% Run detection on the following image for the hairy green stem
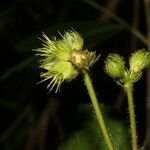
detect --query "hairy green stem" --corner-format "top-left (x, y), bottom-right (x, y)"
top-left (82, 70), bottom-right (114, 150)
top-left (82, 0), bottom-right (148, 46)
top-left (124, 84), bottom-right (138, 150)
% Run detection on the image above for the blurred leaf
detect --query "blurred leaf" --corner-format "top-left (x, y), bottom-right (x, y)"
top-left (0, 7), bottom-right (15, 33)
top-left (1, 120), bottom-right (29, 150)
top-left (58, 104), bottom-right (131, 150)
top-left (58, 0), bottom-right (74, 20)
top-left (15, 21), bottom-right (122, 54)
top-left (2, 21), bottom-right (122, 80)
top-left (0, 97), bottom-right (20, 110)
top-left (0, 57), bottom-right (35, 80)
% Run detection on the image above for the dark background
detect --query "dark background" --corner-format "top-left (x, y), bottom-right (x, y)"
top-left (0, 0), bottom-right (149, 149)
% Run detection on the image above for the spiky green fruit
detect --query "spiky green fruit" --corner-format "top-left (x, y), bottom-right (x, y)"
top-left (129, 50), bottom-right (150, 73)
top-left (35, 31), bottom-right (98, 92)
top-left (63, 30), bottom-right (83, 50)
top-left (105, 54), bottom-right (125, 78)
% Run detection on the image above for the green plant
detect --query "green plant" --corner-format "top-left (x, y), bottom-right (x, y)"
top-left (35, 30), bottom-right (114, 150)
top-left (1, 0), bottom-right (150, 149)
top-left (105, 50), bottom-right (150, 150)
top-left (35, 30), bottom-right (150, 150)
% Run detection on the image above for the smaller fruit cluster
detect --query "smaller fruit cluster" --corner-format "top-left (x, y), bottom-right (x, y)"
top-left (105, 50), bottom-right (150, 86)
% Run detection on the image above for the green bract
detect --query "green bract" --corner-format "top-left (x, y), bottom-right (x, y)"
top-left (35, 31), bottom-right (98, 92)
top-left (105, 54), bottom-right (125, 78)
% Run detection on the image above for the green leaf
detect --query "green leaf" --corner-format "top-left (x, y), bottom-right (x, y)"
top-left (58, 104), bottom-right (131, 150)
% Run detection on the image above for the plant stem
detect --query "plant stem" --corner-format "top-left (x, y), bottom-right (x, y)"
top-left (82, 70), bottom-right (114, 150)
top-left (82, 0), bottom-right (148, 46)
top-left (124, 83), bottom-right (138, 150)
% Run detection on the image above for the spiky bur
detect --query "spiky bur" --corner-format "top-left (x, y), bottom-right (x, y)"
top-left (35, 31), bottom-right (98, 92)
top-left (105, 50), bottom-right (150, 86)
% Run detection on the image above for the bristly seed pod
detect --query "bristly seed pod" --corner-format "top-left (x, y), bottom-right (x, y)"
top-left (105, 50), bottom-right (150, 86)
top-left (63, 30), bottom-right (83, 50)
top-left (35, 30), bottom-right (98, 92)
top-left (105, 54), bottom-right (125, 78)
top-left (129, 49), bottom-right (150, 73)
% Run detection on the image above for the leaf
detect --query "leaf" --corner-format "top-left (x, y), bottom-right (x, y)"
top-left (0, 57), bottom-right (34, 80)
top-left (58, 104), bottom-right (131, 150)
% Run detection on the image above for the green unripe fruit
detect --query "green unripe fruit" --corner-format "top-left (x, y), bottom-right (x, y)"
top-left (53, 41), bottom-right (71, 61)
top-left (52, 61), bottom-right (78, 80)
top-left (129, 50), bottom-right (150, 73)
top-left (105, 54), bottom-right (125, 78)
top-left (63, 30), bottom-right (83, 50)
top-left (35, 30), bottom-right (98, 92)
